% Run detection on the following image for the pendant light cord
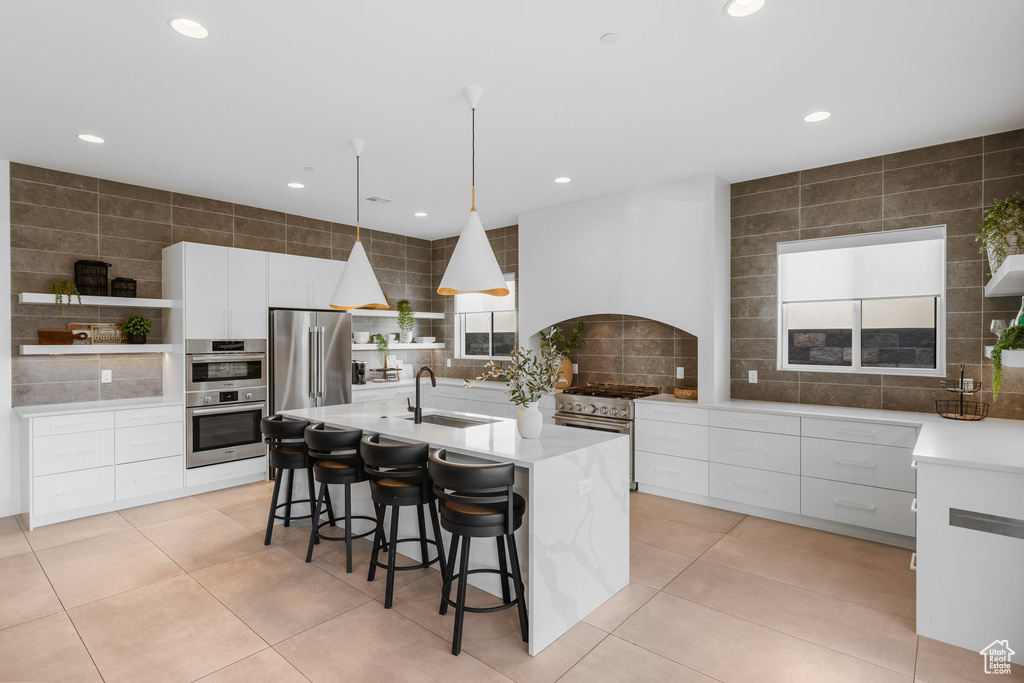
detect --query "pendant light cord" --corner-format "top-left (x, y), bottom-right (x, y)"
top-left (355, 154), bottom-right (361, 241)
top-left (471, 107), bottom-right (476, 211)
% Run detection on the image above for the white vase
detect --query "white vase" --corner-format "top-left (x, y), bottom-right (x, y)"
top-left (516, 402), bottom-right (543, 439)
top-left (400, 330), bottom-right (413, 343)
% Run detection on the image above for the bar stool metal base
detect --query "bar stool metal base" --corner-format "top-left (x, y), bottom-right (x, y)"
top-left (367, 502), bottom-right (447, 609)
top-left (306, 481), bottom-right (377, 573)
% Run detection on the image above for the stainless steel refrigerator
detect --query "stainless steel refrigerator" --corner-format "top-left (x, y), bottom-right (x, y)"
top-left (269, 309), bottom-right (352, 413)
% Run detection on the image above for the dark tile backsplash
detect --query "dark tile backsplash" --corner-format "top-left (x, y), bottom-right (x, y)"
top-left (730, 127), bottom-right (1024, 419)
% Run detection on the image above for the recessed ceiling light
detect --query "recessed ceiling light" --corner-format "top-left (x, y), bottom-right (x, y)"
top-left (169, 18), bottom-right (209, 39)
top-left (724, 0), bottom-right (765, 17)
top-left (554, 177), bottom-right (572, 184)
top-left (77, 134), bottom-right (105, 144)
top-left (803, 111), bottom-right (832, 123)
top-left (414, 212), bottom-right (428, 217)
top-left (599, 33), bottom-right (619, 45)
top-left (287, 182), bottom-right (305, 189)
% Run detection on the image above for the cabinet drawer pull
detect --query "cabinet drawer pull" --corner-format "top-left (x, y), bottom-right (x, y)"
top-left (131, 439), bottom-right (169, 447)
top-left (55, 485), bottom-right (99, 496)
top-left (655, 411), bottom-right (681, 417)
top-left (54, 448), bottom-right (97, 457)
top-left (733, 446), bottom-right (768, 454)
top-left (655, 435), bottom-right (681, 441)
top-left (834, 499), bottom-right (876, 511)
top-left (134, 472), bottom-right (169, 483)
top-left (909, 552), bottom-right (917, 570)
top-left (910, 460), bottom-right (917, 468)
top-left (911, 498), bottom-right (918, 512)
top-left (734, 482), bottom-right (768, 492)
top-left (835, 459), bottom-right (876, 469)
top-left (653, 468), bottom-right (682, 476)
top-left (834, 428), bottom-right (875, 437)
top-left (734, 417), bottom-right (768, 425)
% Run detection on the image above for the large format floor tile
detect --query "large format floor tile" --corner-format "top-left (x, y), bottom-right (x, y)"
top-left (68, 574), bottom-right (266, 683)
top-left (196, 647), bottom-right (309, 683)
top-left (915, 636), bottom-right (1024, 682)
top-left (19, 511), bottom-right (132, 551)
top-left (0, 612), bottom-right (102, 683)
top-left (0, 515), bottom-right (32, 560)
top-left (701, 534), bottom-right (916, 619)
top-left (664, 559), bottom-right (918, 676)
top-left (631, 492), bottom-right (745, 533)
top-left (117, 495), bottom-right (215, 528)
top-left (191, 545), bottom-right (371, 644)
top-left (628, 539), bottom-right (694, 589)
top-left (195, 481), bottom-right (274, 510)
top-left (137, 509), bottom-right (268, 571)
top-left (583, 582), bottom-right (658, 633)
top-left (560, 634), bottom-right (716, 683)
top-left (276, 601), bottom-right (511, 682)
top-left (222, 497), bottom-right (319, 546)
top-left (0, 552), bottom-right (64, 630)
top-left (36, 527), bottom-right (183, 609)
top-left (614, 592), bottom-right (911, 683)
top-left (629, 511), bottom-right (724, 557)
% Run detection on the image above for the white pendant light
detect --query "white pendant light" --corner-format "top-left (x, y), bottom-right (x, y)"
top-left (329, 138), bottom-right (389, 310)
top-left (437, 86), bottom-right (509, 297)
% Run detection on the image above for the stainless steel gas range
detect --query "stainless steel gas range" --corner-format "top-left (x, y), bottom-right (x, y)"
top-left (554, 383), bottom-right (662, 490)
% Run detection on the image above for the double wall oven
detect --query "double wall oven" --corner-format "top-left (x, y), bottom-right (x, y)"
top-left (185, 340), bottom-right (268, 469)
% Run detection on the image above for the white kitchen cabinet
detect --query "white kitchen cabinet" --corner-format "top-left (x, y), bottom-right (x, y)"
top-left (635, 451), bottom-right (709, 496)
top-left (268, 252), bottom-right (344, 310)
top-left (709, 462), bottom-right (801, 514)
top-left (710, 409), bottom-right (800, 436)
top-left (184, 455), bottom-right (267, 488)
top-left (33, 430), bottom-right (115, 476)
top-left (801, 437), bottom-right (915, 493)
top-left (710, 427), bottom-right (800, 475)
top-left (801, 477), bottom-right (914, 535)
top-left (634, 420), bottom-right (709, 460)
top-left (33, 467), bottom-right (115, 517)
top-left (116, 456), bottom-right (184, 501)
top-left (179, 243), bottom-right (268, 339)
top-left (802, 417), bottom-right (917, 448)
top-left (635, 402), bottom-right (709, 426)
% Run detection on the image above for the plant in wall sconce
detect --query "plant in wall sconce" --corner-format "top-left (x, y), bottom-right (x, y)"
top-left (52, 280), bottom-right (81, 315)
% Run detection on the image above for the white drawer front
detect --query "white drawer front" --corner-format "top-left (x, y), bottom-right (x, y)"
top-left (34, 411), bottom-right (115, 437)
top-left (115, 405), bottom-right (184, 428)
top-left (710, 463), bottom-right (800, 514)
top-left (801, 417), bottom-right (917, 448)
top-left (635, 402), bottom-right (709, 426)
top-left (635, 451), bottom-right (709, 496)
top-left (33, 467), bottom-right (115, 516)
top-left (117, 456), bottom-right (184, 501)
top-left (635, 420), bottom-right (709, 460)
top-left (33, 430), bottom-right (115, 476)
top-left (802, 437), bottom-right (916, 493)
top-left (115, 422), bottom-right (184, 464)
top-left (352, 388), bottom-right (389, 403)
top-left (430, 385), bottom-right (466, 400)
top-left (186, 456), bottom-right (266, 488)
top-left (710, 428), bottom-right (800, 474)
top-left (801, 477), bottom-right (909, 534)
top-left (709, 410), bottom-right (800, 436)
top-left (389, 386), bottom-right (416, 401)
top-left (465, 399), bottom-right (506, 419)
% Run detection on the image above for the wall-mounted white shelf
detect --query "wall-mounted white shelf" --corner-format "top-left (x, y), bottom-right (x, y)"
top-left (984, 346), bottom-right (1024, 367)
top-left (350, 310), bottom-right (444, 319)
top-left (352, 343), bottom-right (444, 351)
top-left (20, 344), bottom-right (174, 356)
top-left (18, 292), bottom-right (174, 309)
top-left (984, 254), bottom-right (1024, 298)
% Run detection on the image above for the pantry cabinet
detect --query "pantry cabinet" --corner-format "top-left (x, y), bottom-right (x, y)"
top-left (171, 242), bottom-right (268, 339)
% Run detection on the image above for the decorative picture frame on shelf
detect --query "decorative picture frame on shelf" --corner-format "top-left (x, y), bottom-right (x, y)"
top-left (89, 324), bottom-right (124, 344)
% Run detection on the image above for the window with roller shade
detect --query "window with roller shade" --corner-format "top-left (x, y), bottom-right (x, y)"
top-left (455, 276), bottom-right (517, 359)
top-left (777, 226), bottom-right (946, 376)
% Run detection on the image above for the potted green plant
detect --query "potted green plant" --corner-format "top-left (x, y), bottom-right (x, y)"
top-left (52, 280), bottom-right (81, 315)
top-left (991, 325), bottom-right (1024, 400)
top-left (468, 338), bottom-right (562, 438)
top-left (977, 193), bottom-right (1024, 275)
top-left (396, 299), bottom-right (415, 343)
top-left (371, 333), bottom-right (389, 369)
top-left (122, 315), bottom-right (152, 344)
top-left (545, 322), bottom-right (585, 388)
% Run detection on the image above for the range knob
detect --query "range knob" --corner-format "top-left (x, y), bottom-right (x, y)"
top-left (609, 408), bottom-right (618, 416)
top-left (587, 405), bottom-right (597, 414)
top-left (245, 392), bottom-right (253, 400)
top-left (203, 395), bottom-right (212, 404)
top-left (574, 404), bottom-right (583, 412)
top-left (600, 406), bottom-right (608, 415)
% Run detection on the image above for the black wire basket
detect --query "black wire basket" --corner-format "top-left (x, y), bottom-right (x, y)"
top-left (935, 399), bottom-right (989, 421)
top-left (110, 277), bottom-right (137, 298)
top-left (74, 260), bottom-right (112, 296)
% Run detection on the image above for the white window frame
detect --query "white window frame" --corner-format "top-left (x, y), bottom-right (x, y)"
top-left (455, 275), bottom-right (517, 361)
top-left (777, 227), bottom-right (946, 377)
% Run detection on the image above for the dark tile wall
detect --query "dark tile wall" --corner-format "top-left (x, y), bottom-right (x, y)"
top-left (545, 315), bottom-right (698, 394)
top-left (730, 128), bottom-right (1024, 419)
top-left (10, 163), bottom-right (435, 406)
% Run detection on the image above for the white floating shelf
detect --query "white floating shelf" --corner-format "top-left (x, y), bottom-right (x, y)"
top-left (352, 343), bottom-right (444, 351)
top-left (984, 346), bottom-right (1024, 367)
top-left (20, 344), bottom-right (175, 356)
top-left (350, 310), bottom-right (444, 319)
top-left (984, 254), bottom-right (1024, 298)
top-left (19, 292), bottom-right (174, 309)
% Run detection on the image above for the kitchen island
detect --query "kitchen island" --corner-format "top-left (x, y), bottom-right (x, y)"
top-left (280, 401), bottom-right (630, 656)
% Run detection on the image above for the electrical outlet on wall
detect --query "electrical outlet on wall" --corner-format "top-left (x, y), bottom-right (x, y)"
top-left (446, 358), bottom-right (451, 367)
top-left (572, 363), bottom-right (578, 373)
top-left (748, 370), bottom-right (757, 384)
top-left (101, 370), bottom-right (112, 384)
top-left (676, 367), bottom-right (685, 379)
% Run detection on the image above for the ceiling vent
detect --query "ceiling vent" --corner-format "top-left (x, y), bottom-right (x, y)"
top-left (365, 196), bottom-right (392, 204)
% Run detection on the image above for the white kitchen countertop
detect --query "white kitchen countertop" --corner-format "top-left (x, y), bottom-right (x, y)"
top-left (637, 395), bottom-right (1024, 474)
top-left (15, 395), bottom-right (184, 417)
top-left (352, 377), bottom-right (508, 392)
top-left (280, 401), bottom-right (626, 469)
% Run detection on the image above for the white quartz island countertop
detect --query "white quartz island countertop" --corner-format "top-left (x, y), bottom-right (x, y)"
top-left (280, 401), bottom-right (631, 657)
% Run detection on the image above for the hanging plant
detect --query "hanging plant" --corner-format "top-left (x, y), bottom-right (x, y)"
top-left (977, 193), bottom-right (1024, 275)
top-left (991, 324), bottom-right (1024, 401)
top-left (52, 280), bottom-right (82, 315)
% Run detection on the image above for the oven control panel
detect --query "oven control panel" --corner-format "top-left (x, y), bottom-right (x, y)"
top-left (186, 385), bottom-right (266, 407)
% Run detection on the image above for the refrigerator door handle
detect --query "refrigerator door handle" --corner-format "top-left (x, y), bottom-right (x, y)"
top-left (318, 326), bottom-right (326, 398)
top-left (308, 328), bottom-right (316, 398)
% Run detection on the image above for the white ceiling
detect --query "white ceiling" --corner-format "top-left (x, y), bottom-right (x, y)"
top-left (1, 1), bottom-right (1022, 239)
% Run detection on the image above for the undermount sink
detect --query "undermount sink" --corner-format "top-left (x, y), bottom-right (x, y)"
top-left (403, 414), bottom-right (498, 429)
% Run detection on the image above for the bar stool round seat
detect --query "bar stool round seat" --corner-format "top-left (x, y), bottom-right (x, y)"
top-left (361, 434), bottom-right (447, 609)
top-left (429, 449), bottom-right (528, 656)
top-left (261, 415), bottom-right (316, 545)
top-left (304, 423), bottom-right (377, 572)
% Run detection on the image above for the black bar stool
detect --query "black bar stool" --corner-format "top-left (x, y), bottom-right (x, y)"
top-left (304, 423), bottom-right (378, 572)
top-left (428, 449), bottom-right (527, 656)
top-left (361, 434), bottom-right (447, 609)
top-left (261, 415), bottom-right (316, 545)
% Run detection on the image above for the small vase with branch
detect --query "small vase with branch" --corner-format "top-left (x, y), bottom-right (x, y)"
top-left (467, 338), bottom-right (562, 438)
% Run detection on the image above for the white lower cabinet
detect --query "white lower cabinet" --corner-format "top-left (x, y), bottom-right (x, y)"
top-left (185, 456), bottom-right (267, 488)
top-left (801, 437), bottom-right (915, 493)
top-left (33, 430), bottom-right (115, 476)
top-left (634, 420), bottom-right (709, 460)
top-left (709, 463), bottom-right (801, 514)
top-left (33, 467), bottom-right (115, 517)
top-left (116, 456), bottom-right (184, 501)
top-left (635, 451), bottom-right (709, 496)
top-left (115, 422), bottom-right (184, 464)
top-left (710, 427), bottom-right (799, 475)
top-left (801, 477), bottom-right (915, 535)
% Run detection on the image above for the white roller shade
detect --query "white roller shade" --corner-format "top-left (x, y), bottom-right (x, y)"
top-left (779, 226), bottom-right (945, 303)
top-left (455, 278), bottom-right (515, 313)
